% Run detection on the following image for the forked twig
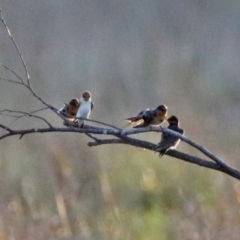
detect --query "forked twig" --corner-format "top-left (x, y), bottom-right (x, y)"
top-left (0, 10), bottom-right (30, 87)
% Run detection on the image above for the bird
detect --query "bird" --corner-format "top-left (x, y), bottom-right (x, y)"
top-left (125, 105), bottom-right (168, 128)
top-left (58, 98), bottom-right (80, 119)
top-left (75, 91), bottom-right (94, 127)
top-left (154, 115), bottom-right (184, 157)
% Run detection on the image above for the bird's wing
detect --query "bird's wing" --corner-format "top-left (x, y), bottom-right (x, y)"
top-left (127, 109), bottom-right (146, 120)
top-left (178, 128), bottom-right (184, 135)
top-left (140, 110), bottom-right (155, 125)
top-left (75, 101), bottom-right (82, 118)
top-left (132, 110), bottom-right (155, 127)
top-left (125, 116), bottom-right (142, 123)
top-left (132, 119), bottom-right (145, 128)
top-left (169, 125), bottom-right (184, 133)
top-left (155, 139), bottom-right (179, 152)
top-left (155, 127), bottom-right (179, 151)
top-left (58, 105), bottom-right (68, 114)
top-left (136, 109), bottom-right (148, 117)
top-left (155, 137), bottom-right (178, 157)
top-left (58, 106), bottom-right (65, 113)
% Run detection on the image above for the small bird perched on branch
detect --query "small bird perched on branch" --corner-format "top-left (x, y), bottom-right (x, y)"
top-left (76, 91), bottom-right (94, 127)
top-left (125, 105), bottom-right (168, 128)
top-left (58, 98), bottom-right (80, 119)
top-left (154, 115), bottom-right (184, 157)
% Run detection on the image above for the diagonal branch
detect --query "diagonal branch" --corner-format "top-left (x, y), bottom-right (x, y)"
top-left (121, 126), bottom-right (229, 168)
top-left (87, 137), bottom-right (240, 180)
top-left (0, 120), bottom-right (239, 180)
top-left (160, 128), bottom-right (228, 168)
top-left (0, 12), bottom-right (64, 119)
top-left (0, 10), bottom-right (30, 87)
top-left (0, 63), bottom-right (67, 122)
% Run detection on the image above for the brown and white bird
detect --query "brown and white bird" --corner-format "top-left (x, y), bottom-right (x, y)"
top-left (126, 105), bottom-right (168, 128)
top-left (154, 115), bottom-right (184, 157)
top-left (58, 98), bottom-right (80, 119)
top-left (76, 91), bottom-right (94, 127)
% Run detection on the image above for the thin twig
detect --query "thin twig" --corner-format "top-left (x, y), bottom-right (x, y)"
top-left (0, 63), bottom-right (57, 116)
top-left (0, 109), bottom-right (53, 128)
top-left (0, 10), bottom-right (30, 87)
top-left (0, 77), bottom-right (22, 84)
top-left (77, 117), bottom-right (120, 130)
top-left (0, 63), bottom-right (24, 84)
top-left (84, 133), bottom-right (100, 141)
top-left (0, 61), bottom-right (65, 121)
top-left (0, 12), bottom-right (63, 119)
top-left (0, 107), bottom-right (49, 128)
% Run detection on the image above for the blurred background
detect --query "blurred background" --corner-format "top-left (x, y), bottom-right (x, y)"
top-left (0, 0), bottom-right (240, 239)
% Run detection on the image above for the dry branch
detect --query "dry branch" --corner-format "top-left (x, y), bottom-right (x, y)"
top-left (0, 9), bottom-right (240, 181)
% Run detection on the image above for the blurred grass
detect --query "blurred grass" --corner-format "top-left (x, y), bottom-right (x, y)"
top-left (0, 135), bottom-right (239, 239)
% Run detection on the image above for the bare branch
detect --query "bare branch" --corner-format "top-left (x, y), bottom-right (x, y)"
top-left (0, 111), bottom-right (239, 181)
top-left (121, 126), bottom-right (229, 168)
top-left (0, 107), bottom-right (49, 128)
top-left (88, 139), bottom-right (122, 146)
top-left (0, 125), bottom-right (118, 140)
top-left (84, 133), bottom-right (101, 141)
top-left (87, 137), bottom-right (240, 180)
top-left (160, 128), bottom-right (228, 168)
top-left (0, 63), bottom-right (58, 116)
top-left (0, 119), bottom-right (239, 180)
top-left (65, 117), bottom-right (120, 130)
top-left (0, 109), bottom-right (53, 128)
top-left (0, 10), bottom-right (31, 87)
top-left (0, 12), bottom-right (62, 118)
top-left (0, 77), bottom-right (23, 84)
top-left (0, 63), bottom-right (24, 84)
top-left (79, 118), bottom-right (120, 130)
top-left (0, 123), bottom-right (14, 133)
top-left (0, 63), bottom-right (66, 124)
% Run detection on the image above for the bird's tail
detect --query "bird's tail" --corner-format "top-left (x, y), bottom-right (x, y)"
top-left (154, 145), bottom-right (167, 158)
top-left (122, 122), bottom-right (132, 128)
top-left (158, 150), bottom-right (167, 157)
top-left (133, 121), bottom-right (149, 128)
top-left (125, 116), bottom-right (142, 123)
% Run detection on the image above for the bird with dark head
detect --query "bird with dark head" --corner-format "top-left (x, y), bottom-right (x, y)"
top-left (58, 98), bottom-right (80, 118)
top-left (125, 104), bottom-right (168, 128)
top-left (154, 115), bottom-right (184, 157)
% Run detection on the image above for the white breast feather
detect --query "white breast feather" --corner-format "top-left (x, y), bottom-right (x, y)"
top-left (76, 100), bottom-right (91, 118)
